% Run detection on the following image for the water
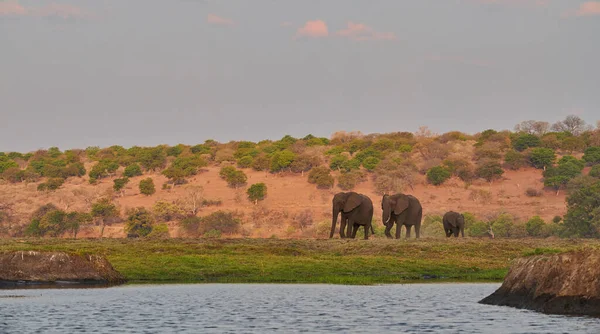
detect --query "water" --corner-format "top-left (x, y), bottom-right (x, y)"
top-left (1, 283), bottom-right (599, 333)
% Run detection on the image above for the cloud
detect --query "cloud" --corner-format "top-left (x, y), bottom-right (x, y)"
top-left (335, 22), bottom-right (396, 41)
top-left (0, 1), bottom-right (26, 16)
top-left (207, 13), bottom-right (234, 25)
top-left (0, 1), bottom-right (89, 19)
top-left (295, 20), bottom-right (329, 38)
top-left (575, 2), bottom-right (600, 16)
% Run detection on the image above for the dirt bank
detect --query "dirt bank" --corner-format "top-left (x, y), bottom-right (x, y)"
top-left (479, 249), bottom-right (600, 317)
top-left (0, 251), bottom-right (126, 288)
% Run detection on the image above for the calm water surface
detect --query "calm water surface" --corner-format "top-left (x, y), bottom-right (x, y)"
top-left (1, 283), bottom-right (599, 333)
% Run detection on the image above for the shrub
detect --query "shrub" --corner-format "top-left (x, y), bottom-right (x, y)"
top-left (251, 154), bottom-right (271, 171)
top-left (504, 150), bottom-right (527, 170)
top-left (590, 165), bottom-right (600, 178)
top-left (292, 209), bottom-right (314, 231)
top-left (146, 223), bottom-right (170, 239)
top-left (0, 156), bottom-right (19, 174)
top-left (362, 157), bottom-right (380, 171)
top-left (513, 133), bottom-right (541, 152)
top-left (137, 147), bottom-right (167, 171)
top-left (525, 188), bottom-right (543, 197)
top-left (37, 178), bottom-right (65, 192)
top-left (563, 178), bottom-right (600, 237)
top-left (426, 166), bottom-right (452, 186)
top-left (475, 159), bottom-right (504, 182)
top-left (219, 166), bottom-right (247, 188)
top-left (583, 146), bottom-right (600, 165)
top-left (529, 148), bottom-right (556, 169)
top-left (329, 155), bottom-right (348, 171)
top-left (490, 213), bottom-right (515, 238)
top-left (421, 214), bottom-right (444, 238)
top-left (125, 207), bottom-right (155, 238)
top-left (525, 216), bottom-right (546, 237)
top-left (204, 229), bottom-right (222, 239)
top-left (123, 163), bottom-right (143, 177)
top-left (466, 220), bottom-right (490, 237)
top-left (153, 201), bottom-right (185, 222)
top-left (290, 154), bottom-right (320, 174)
top-left (166, 145), bottom-right (185, 157)
top-left (199, 211), bottom-right (241, 235)
top-left (113, 177), bottom-right (130, 192)
top-left (247, 183), bottom-right (267, 203)
top-left (180, 216), bottom-right (202, 235)
top-left (237, 156), bottom-right (254, 169)
top-left (337, 171), bottom-right (364, 190)
top-left (270, 150), bottom-right (296, 173)
top-left (89, 159), bottom-right (119, 182)
top-left (543, 158), bottom-right (584, 193)
top-left (139, 178), bottom-right (156, 196)
top-left (442, 158), bottom-right (474, 182)
top-left (307, 166), bottom-right (334, 189)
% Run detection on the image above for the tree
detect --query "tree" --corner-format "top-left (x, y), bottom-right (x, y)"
top-left (426, 166), bottom-right (452, 185)
top-left (251, 154), bottom-right (271, 171)
top-left (551, 115), bottom-right (591, 136)
top-left (590, 165), bottom-right (600, 178)
top-left (525, 216), bottom-right (546, 237)
top-left (528, 148), bottom-right (556, 169)
top-left (152, 201), bottom-right (185, 222)
top-left (563, 178), bottom-right (600, 237)
top-left (219, 166), bottom-right (247, 188)
top-left (125, 207), bottom-right (155, 238)
top-left (237, 156), bottom-right (254, 169)
top-left (504, 150), bottom-right (527, 170)
top-left (123, 163), bottom-right (143, 177)
top-left (514, 120), bottom-right (549, 136)
top-left (0, 156), bottom-right (18, 174)
top-left (337, 171), bottom-right (364, 190)
top-left (247, 183), bottom-right (267, 204)
top-left (270, 150), bottom-right (296, 173)
top-left (512, 133), bottom-right (541, 152)
top-left (583, 147), bottom-right (600, 165)
top-left (91, 198), bottom-right (119, 238)
top-left (290, 154), bottom-right (320, 175)
top-left (329, 155), bottom-right (348, 171)
top-left (139, 178), bottom-right (156, 196)
top-left (182, 185), bottom-right (204, 215)
top-left (362, 157), bottom-right (381, 171)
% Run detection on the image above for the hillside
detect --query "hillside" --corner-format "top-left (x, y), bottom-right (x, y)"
top-left (1, 117), bottom-right (599, 239)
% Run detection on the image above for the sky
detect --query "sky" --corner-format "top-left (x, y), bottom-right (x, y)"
top-left (1, 0), bottom-right (599, 152)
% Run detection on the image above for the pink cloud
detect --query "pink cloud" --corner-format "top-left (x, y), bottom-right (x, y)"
top-left (207, 14), bottom-right (234, 25)
top-left (575, 2), bottom-right (600, 16)
top-left (0, 1), bottom-right (28, 16)
top-left (0, 1), bottom-right (88, 19)
top-left (296, 20), bottom-right (329, 38)
top-left (335, 22), bottom-right (396, 41)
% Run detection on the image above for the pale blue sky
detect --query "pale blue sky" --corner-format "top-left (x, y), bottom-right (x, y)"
top-left (1, 0), bottom-right (599, 152)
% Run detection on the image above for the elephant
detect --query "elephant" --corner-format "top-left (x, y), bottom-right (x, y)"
top-left (381, 193), bottom-right (423, 239)
top-left (330, 191), bottom-right (375, 240)
top-left (443, 211), bottom-right (465, 237)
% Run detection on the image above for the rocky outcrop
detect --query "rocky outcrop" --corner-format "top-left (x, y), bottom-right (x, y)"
top-left (0, 251), bottom-right (126, 288)
top-left (479, 250), bottom-right (600, 317)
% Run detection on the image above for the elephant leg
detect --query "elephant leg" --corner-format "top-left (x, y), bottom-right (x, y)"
top-left (346, 221), bottom-right (354, 239)
top-left (351, 223), bottom-right (359, 238)
top-left (406, 225), bottom-right (412, 239)
top-left (384, 223), bottom-right (393, 238)
top-left (339, 218), bottom-right (347, 238)
top-left (415, 224), bottom-right (420, 239)
top-left (453, 228), bottom-right (459, 237)
top-left (363, 224), bottom-right (369, 240)
top-left (461, 227), bottom-right (465, 238)
top-left (445, 229), bottom-right (452, 237)
top-left (395, 222), bottom-right (402, 239)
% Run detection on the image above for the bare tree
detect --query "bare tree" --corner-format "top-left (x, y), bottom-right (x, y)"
top-left (183, 185), bottom-right (204, 215)
top-left (514, 120), bottom-right (549, 136)
top-left (551, 115), bottom-right (592, 136)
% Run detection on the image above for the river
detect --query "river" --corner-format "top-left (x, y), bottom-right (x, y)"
top-left (1, 283), bottom-right (599, 333)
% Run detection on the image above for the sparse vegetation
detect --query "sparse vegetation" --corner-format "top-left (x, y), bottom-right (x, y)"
top-left (139, 178), bottom-right (156, 196)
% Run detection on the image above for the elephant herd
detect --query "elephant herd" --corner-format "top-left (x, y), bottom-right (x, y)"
top-left (330, 191), bottom-right (465, 240)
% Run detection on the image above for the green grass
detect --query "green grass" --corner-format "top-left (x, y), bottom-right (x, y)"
top-left (1, 237), bottom-right (597, 285)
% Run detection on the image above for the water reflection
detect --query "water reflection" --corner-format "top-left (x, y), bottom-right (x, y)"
top-left (1, 283), bottom-right (599, 333)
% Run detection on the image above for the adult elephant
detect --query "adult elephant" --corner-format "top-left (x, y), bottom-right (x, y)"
top-left (443, 211), bottom-right (465, 237)
top-left (381, 193), bottom-right (423, 239)
top-left (330, 192), bottom-right (375, 240)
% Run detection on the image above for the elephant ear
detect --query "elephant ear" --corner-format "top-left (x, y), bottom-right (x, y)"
top-left (393, 195), bottom-right (409, 215)
top-left (343, 193), bottom-right (362, 212)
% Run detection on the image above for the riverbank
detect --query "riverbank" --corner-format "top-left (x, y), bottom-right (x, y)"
top-left (1, 238), bottom-right (597, 285)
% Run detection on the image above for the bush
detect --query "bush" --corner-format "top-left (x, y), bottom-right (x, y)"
top-left (307, 166), bottom-right (334, 189)
top-left (525, 188), bottom-right (543, 197)
top-left (421, 214), bottom-right (444, 238)
top-left (247, 183), bottom-right (267, 203)
top-left (37, 178), bottom-right (65, 192)
top-left (113, 177), bottom-right (130, 192)
top-left (362, 157), bottom-right (380, 171)
top-left (123, 163), bottom-right (143, 177)
top-left (125, 207), bottom-right (154, 238)
top-left (153, 201), bottom-right (185, 222)
top-left (426, 166), bottom-right (452, 186)
top-left (329, 155), bottom-right (348, 171)
top-left (583, 146), bottom-right (600, 165)
top-left (336, 171), bottom-right (363, 190)
top-left (490, 213), bottom-right (515, 238)
top-left (139, 178), bottom-right (156, 196)
top-left (252, 154), bottom-right (271, 171)
top-left (146, 223), bottom-right (170, 239)
top-left (219, 166), bottom-right (247, 188)
top-left (0, 156), bottom-right (19, 174)
top-left (526, 216), bottom-right (546, 237)
top-left (590, 165), bottom-right (600, 178)
top-left (563, 178), bottom-right (600, 237)
top-left (270, 150), bottom-right (296, 173)
top-left (237, 156), bottom-right (254, 169)
top-left (528, 148), bottom-right (556, 169)
top-left (200, 211), bottom-right (241, 235)
top-left (290, 154), bottom-right (320, 174)
top-left (504, 150), bottom-right (527, 170)
top-left (475, 159), bottom-right (504, 182)
top-left (466, 220), bottom-right (490, 237)
top-left (513, 133), bottom-right (541, 152)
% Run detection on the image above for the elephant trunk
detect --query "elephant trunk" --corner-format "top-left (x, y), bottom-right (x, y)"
top-left (382, 206), bottom-right (391, 227)
top-left (330, 205), bottom-right (340, 238)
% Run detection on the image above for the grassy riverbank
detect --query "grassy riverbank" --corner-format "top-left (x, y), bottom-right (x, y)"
top-left (1, 238), bottom-right (597, 285)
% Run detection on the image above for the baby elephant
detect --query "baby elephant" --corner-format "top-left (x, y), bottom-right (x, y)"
top-left (443, 211), bottom-right (465, 237)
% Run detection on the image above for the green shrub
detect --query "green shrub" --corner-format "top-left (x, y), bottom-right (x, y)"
top-left (247, 183), bottom-right (267, 203)
top-left (529, 148), bottom-right (556, 169)
top-left (153, 201), bottom-right (185, 222)
top-left (362, 157), bottom-right (381, 171)
top-left (426, 166), bottom-right (452, 185)
top-left (219, 166), bottom-right (247, 188)
top-left (166, 144), bottom-right (185, 157)
top-left (180, 216), bottom-right (202, 235)
top-left (204, 229), bottom-right (222, 239)
top-left (237, 156), bottom-right (254, 169)
top-left (563, 178), bottom-right (600, 237)
top-left (290, 154), bottom-right (320, 174)
top-left (270, 150), bottom-right (296, 173)
top-left (466, 221), bottom-right (490, 237)
top-left (329, 155), bottom-right (348, 171)
top-left (139, 178), bottom-right (156, 196)
top-left (590, 165), bottom-right (600, 178)
top-left (525, 216), bottom-right (546, 237)
top-left (504, 150), bottom-right (527, 170)
top-left (125, 207), bottom-right (155, 238)
top-left (308, 166), bottom-right (334, 189)
top-left (337, 171), bottom-right (363, 190)
top-left (113, 177), bottom-right (130, 192)
top-left (251, 154), bottom-right (271, 171)
top-left (37, 178), bottom-right (65, 192)
top-left (0, 156), bottom-right (19, 174)
top-left (200, 211), bottom-right (241, 235)
top-left (475, 159), bottom-right (504, 182)
top-left (146, 223), bottom-right (170, 239)
top-left (583, 146), bottom-right (600, 165)
top-left (491, 213), bottom-right (515, 238)
top-left (513, 133), bottom-right (541, 151)
top-left (123, 164), bottom-right (143, 177)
